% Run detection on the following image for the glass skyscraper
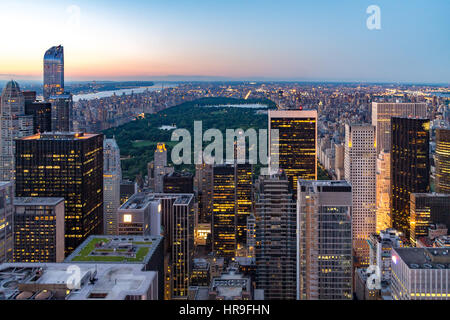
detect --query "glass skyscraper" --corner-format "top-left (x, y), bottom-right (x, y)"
top-left (43, 45), bottom-right (64, 100)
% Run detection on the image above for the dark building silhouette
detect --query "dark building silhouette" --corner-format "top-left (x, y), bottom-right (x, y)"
top-left (163, 171), bottom-right (194, 194)
top-left (391, 117), bottom-right (430, 240)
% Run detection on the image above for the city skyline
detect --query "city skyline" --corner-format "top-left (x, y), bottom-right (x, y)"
top-left (0, 0), bottom-right (449, 84)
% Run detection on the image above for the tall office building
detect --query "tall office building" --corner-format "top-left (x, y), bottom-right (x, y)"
top-left (297, 180), bottom-right (353, 300)
top-left (235, 163), bottom-right (252, 247)
top-left (43, 45), bottom-right (64, 100)
top-left (15, 132), bottom-right (103, 255)
top-left (148, 143), bottom-right (174, 193)
top-left (372, 102), bottom-right (427, 154)
top-left (212, 164), bottom-right (236, 258)
top-left (391, 117), bottom-right (430, 240)
top-left (344, 124), bottom-right (377, 265)
top-left (435, 128), bottom-right (450, 194)
top-left (410, 193), bottom-right (450, 246)
top-left (141, 193), bottom-right (194, 299)
top-left (103, 138), bottom-right (122, 235)
top-left (0, 181), bottom-right (13, 263)
top-left (48, 94), bottom-right (73, 132)
top-left (13, 197), bottom-right (65, 263)
top-left (0, 80), bottom-right (34, 181)
top-left (194, 163), bottom-right (213, 224)
top-left (268, 110), bottom-right (317, 195)
top-left (376, 151), bottom-right (391, 232)
top-left (254, 173), bottom-right (296, 300)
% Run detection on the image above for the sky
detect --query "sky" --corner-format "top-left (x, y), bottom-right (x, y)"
top-left (0, 0), bottom-right (449, 83)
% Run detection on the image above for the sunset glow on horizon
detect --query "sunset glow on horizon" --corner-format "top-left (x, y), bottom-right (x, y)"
top-left (1, 0), bottom-right (449, 83)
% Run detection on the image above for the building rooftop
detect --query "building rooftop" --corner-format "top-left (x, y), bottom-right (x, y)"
top-left (393, 247), bottom-right (450, 269)
top-left (14, 197), bottom-right (64, 206)
top-left (0, 263), bottom-right (156, 300)
top-left (65, 235), bottom-right (163, 264)
top-left (21, 132), bottom-right (100, 140)
top-left (119, 193), bottom-right (160, 210)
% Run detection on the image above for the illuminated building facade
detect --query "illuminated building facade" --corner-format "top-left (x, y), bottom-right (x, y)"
top-left (410, 193), bottom-right (450, 246)
top-left (13, 197), bottom-right (65, 263)
top-left (0, 181), bottom-right (13, 263)
top-left (376, 151), bottom-right (391, 232)
top-left (268, 110), bottom-right (317, 195)
top-left (48, 94), bottom-right (73, 132)
top-left (344, 124), bottom-right (376, 266)
top-left (297, 180), bottom-right (353, 300)
top-left (0, 80), bottom-right (34, 181)
top-left (212, 164), bottom-right (236, 258)
top-left (15, 132), bottom-right (103, 255)
top-left (236, 162), bottom-right (252, 247)
top-left (254, 173), bottom-right (296, 300)
top-left (372, 102), bottom-right (427, 154)
top-left (391, 248), bottom-right (450, 300)
top-left (391, 117), bottom-right (430, 241)
top-left (43, 45), bottom-right (64, 100)
top-left (435, 128), bottom-right (450, 194)
top-left (103, 138), bottom-right (122, 235)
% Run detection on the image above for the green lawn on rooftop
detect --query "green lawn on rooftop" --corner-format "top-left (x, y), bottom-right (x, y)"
top-left (71, 238), bottom-right (150, 262)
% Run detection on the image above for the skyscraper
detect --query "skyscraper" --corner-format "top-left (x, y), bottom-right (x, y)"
top-left (372, 102), bottom-right (427, 154)
top-left (13, 197), bottom-right (65, 263)
top-left (103, 138), bottom-right (122, 235)
top-left (391, 117), bottom-right (430, 240)
top-left (15, 132), bottom-right (103, 255)
top-left (268, 110), bottom-right (317, 195)
top-left (235, 162), bottom-right (252, 247)
top-left (48, 93), bottom-right (73, 132)
top-left (435, 128), bottom-right (450, 194)
top-left (344, 124), bottom-right (376, 266)
top-left (43, 45), bottom-right (64, 101)
top-left (24, 100), bottom-right (52, 134)
top-left (0, 81), bottom-right (34, 181)
top-left (148, 143), bottom-right (174, 192)
top-left (0, 181), bottom-right (13, 263)
top-left (212, 164), bottom-right (236, 258)
top-left (376, 151), bottom-right (391, 232)
top-left (297, 180), bottom-right (353, 300)
top-left (254, 173), bottom-right (296, 300)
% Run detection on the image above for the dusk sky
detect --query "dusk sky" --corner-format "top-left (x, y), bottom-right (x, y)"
top-left (0, 0), bottom-right (449, 83)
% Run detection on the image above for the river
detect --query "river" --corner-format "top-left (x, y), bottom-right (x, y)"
top-left (73, 82), bottom-right (178, 101)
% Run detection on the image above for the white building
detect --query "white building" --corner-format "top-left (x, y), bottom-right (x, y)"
top-left (391, 247), bottom-right (450, 300)
top-left (0, 81), bottom-right (33, 181)
top-left (103, 138), bottom-right (122, 235)
top-left (345, 124), bottom-right (377, 265)
top-left (0, 263), bottom-right (158, 300)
